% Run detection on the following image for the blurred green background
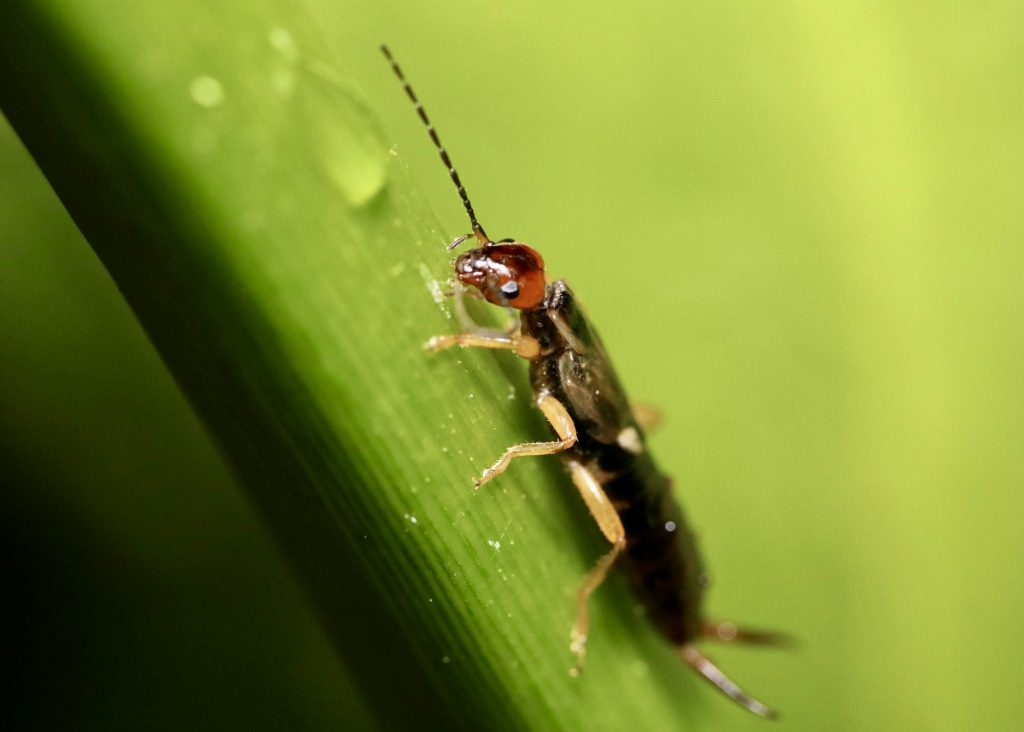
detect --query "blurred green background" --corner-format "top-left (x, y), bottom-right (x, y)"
top-left (3, 1), bottom-right (1021, 730)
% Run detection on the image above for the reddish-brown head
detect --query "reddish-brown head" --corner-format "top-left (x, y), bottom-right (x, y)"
top-left (381, 47), bottom-right (547, 309)
top-left (454, 243), bottom-right (547, 310)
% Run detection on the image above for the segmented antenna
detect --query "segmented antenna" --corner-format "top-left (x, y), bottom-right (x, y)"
top-left (381, 44), bottom-right (490, 245)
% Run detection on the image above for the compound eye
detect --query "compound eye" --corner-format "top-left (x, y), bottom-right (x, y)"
top-left (500, 280), bottom-right (520, 299)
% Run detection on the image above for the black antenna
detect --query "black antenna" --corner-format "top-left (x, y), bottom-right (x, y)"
top-left (381, 44), bottom-right (490, 246)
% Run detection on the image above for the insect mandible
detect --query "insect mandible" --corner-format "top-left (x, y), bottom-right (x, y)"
top-left (382, 45), bottom-right (785, 718)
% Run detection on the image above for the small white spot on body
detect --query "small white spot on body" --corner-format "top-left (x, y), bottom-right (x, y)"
top-left (616, 426), bottom-right (644, 455)
top-left (487, 539), bottom-right (501, 551)
top-left (664, 520), bottom-right (677, 533)
top-left (190, 75), bottom-right (225, 108)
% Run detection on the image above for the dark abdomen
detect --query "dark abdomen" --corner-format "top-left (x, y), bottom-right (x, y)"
top-left (524, 290), bottom-right (706, 646)
top-left (598, 451), bottom-right (706, 645)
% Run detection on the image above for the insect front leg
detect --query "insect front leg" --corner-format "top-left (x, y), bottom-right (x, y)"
top-left (474, 394), bottom-right (576, 487)
top-left (424, 330), bottom-right (539, 359)
top-left (448, 283), bottom-right (519, 336)
top-left (566, 459), bottom-right (626, 675)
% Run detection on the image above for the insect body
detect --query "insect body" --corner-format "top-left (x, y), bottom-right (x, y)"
top-left (383, 45), bottom-right (782, 718)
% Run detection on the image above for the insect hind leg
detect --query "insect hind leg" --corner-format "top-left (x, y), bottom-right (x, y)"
top-left (631, 402), bottom-right (663, 432)
top-left (566, 459), bottom-right (626, 675)
top-left (680, 645), bottom-right (777, 719)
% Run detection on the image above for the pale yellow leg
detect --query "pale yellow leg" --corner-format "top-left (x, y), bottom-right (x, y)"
top-left (631, 402), bottom-right (664, 432)
top-left (425, 332), bottom-right (539, 359)
top-left (474, 394), bottom-right (576, 487)
top-left (567, 459), bottom-right (627, 675)
top-left (448, 283), bottom-right (518, 335)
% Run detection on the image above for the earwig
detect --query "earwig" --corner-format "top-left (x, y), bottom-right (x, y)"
top-left (383, 44), bottom-right (784, 719)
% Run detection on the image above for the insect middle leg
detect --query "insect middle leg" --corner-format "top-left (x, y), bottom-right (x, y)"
top-left (567, 459), bottom-right (626, 674)
top-left (474, 394), bottom-right (576, 487)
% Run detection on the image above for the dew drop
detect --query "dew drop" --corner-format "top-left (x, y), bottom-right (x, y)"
top-left (268, 27), bottom-right (299, 62)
